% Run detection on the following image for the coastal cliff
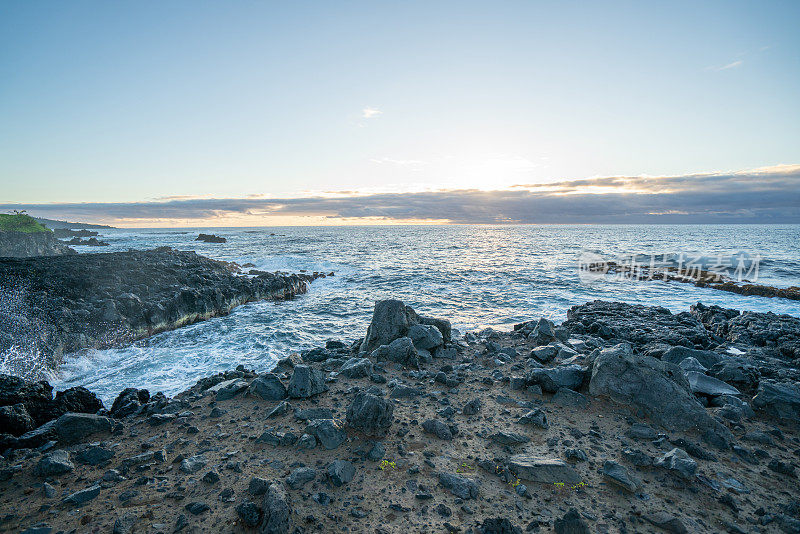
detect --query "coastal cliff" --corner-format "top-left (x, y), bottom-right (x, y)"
top-left (0, 248), bottom-right (322, 376)
top-left (0, 300), bottom-right (798, 533)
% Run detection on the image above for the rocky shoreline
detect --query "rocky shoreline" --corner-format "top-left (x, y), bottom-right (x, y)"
top-left (1, 299), bottom-right (799, 533)
top-left (0, 248), bottom-right (323, 377)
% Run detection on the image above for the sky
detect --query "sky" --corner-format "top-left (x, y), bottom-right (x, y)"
top-left (1, 0), bottom-right (799, 225)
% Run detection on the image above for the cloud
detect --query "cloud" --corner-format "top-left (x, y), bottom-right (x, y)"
top-left (5, 165), bottom-right (799, 225)
top-left (708, 60), bottom-right (743, 71)
top-left (361, 107), bottom-right (382, 119)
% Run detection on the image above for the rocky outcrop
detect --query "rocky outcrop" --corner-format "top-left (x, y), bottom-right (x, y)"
top-left (1, 299), bottom-right (799, 534)
top-left (0, 248), bottom-right (322, 376)
top-left (0, 230), bottom-right (75, 258)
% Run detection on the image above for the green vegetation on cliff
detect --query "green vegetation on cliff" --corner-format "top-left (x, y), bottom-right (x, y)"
top-left (0, 212), bottom-right (51, 233)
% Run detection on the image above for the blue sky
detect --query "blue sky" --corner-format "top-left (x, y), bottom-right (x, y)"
top-left (1, 1), bottom-right (799, 224)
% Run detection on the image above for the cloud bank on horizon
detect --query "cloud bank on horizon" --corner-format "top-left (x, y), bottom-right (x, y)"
top-left (5, 165), bottom-right (799, 226)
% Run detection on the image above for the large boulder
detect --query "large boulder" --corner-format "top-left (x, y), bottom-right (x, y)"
top-left (287, 365), bottom-right (328, 398)
top-left (588, 344), bottom-right (732, 448)
top-left (360, 300), bottom-right (420, 353)
top-left (53, 386), bottom-right (103, 416)
top-left (51, 412), bottom-right (114, 445)
top-left (346, 392), bottom-right (394, 436)
top-left (752, 380), bottom-right (800, 421)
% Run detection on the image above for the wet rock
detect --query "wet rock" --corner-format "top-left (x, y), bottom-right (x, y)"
top-left (526, 364), bottom-right (585, 393)
top-left (109, 388), bottom-right (149, 418)
top-left (346, 392), bottom-right (394, 436)
top-left (63, 484), bottom-right (101, 506)
top-left (247, 374), bottom-right (287, 401)
top-left (286, 466), bottom-right (316, 489)
top-left (339, 358), bottom-right (374, 379)
top-left (196, 233), bottom-right (226, 243)
top-left (372, 337), bottom-right (421, 369)
top-left (507, 455), bottom-right (581, 484)
top-left (408, 324), bottom-right (444, 351)
top-left (327, 460), bottom-right (355, 486)
top-left (655, 448), bottom-right (697, 479)
top-left (554, 508), bottom-right (590, 534)
top-left (518, 408), bottom-right (548, 429)
top-left (438, 472), bottom-right (479, 499)
top-left (0, 403), bottom-right (35, 436)
top-left (306, 419), bottom-right (347, 450)
top-left (287, 365), bottom-right (328, 398)
top-left (35, 450), bottom-right (74, 477)
top-left (236, 500), bottom-right (261, 527)
top-left (422, 419), bottom-right (453, 440)
top-left (589, 343), bottom-right (731, 448)
top-left (0, 375), bottom-right (54, 426)
top-left (752, 380), bottom-right (800, 421)
top-left (601, 460), bottom-right (641, 493)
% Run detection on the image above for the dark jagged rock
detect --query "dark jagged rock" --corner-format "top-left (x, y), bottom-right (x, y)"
top-left (0, 248), bottom-right (319, 376)
top-left (34, 450), bottom-right (74, 477)
top-left (564, 301), bottom-right (713, 349)
top-left (0, 403), bottom-right (35, 435)
top-left (53, 386), bottom-right (103, 416)
top-left (260, 482), bottom-right (292, 533)
top-left (438, 472), bottom-right (479, 499)
top-left (247, 374), bottom-right (287, 401)
top-left (110, 388), bottom-right (150, 418)
top-left (692, 302), bottom-right (800, 360)
top-left (752, 380), bottom-right (800, 421)
top-left (327, 460), bottom-right (355, 486)
top-left (195, 233), bottom-right (226, 243)
top-left (0, 375), bottom-right (55, 426)
top-left (287, 365), bottom-right (328, 398)
top-left (346, 393), bottom-right (394, 436)
top-left (554, 508), bottom-right (590, 534)
top-left (526, 364), bottom-right (585, 393)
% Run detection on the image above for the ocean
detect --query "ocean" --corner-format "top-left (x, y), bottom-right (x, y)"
top-left (38, 224), bottom-right (800, 403)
